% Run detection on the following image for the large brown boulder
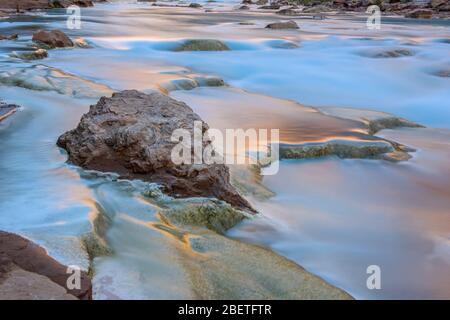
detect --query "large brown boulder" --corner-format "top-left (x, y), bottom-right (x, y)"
top-left (0, 231), bottom-right (92, 300)
top-left (32, 29), bottom-right (74, 48)
top-left (57, 90), bottom-right (254, 213)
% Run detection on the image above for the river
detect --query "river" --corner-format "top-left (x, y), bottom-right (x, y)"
top-left (0, 1), bottom-right (449, 299)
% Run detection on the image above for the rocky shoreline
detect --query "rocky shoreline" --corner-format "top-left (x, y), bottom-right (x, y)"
top-left (1, 0), bottom-right (449, 20)
top-left (244, 0), bottom-right (450, 19)
top-left (0, 231), bottom-right (92, 300)
top-left (0, 0), bottom-right (97, 18)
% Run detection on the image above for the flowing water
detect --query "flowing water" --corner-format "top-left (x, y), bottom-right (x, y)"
top-left (0, 1), bottom-right (449, 299)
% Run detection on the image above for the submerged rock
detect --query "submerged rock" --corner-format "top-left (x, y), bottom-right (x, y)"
top-left (318, 107), bottom-right (424, 135)
top-left (0, 102), bottom-right (19, 122)
top-left (74, 38), bottom-right (91, 48)
top-left (0, 65), bottom-right (112, 98)
top-left (230, 164), bottom-right (275, 200)
top-left (49, 0), bottom-right (94, 8)
top-left (276, 8), bottom-right (301, 16)
top-left (278, 138), bottom-right (414, 162)
top-left (0, 231), bottom-right (92, 300)
top-left (302, 107), bottom-right (424, 161)
top-left (0, 34), bottom-right (18, 41)
top-left (433, 69), bottom-right (450, 78)
top-left (32, 29), bottom-right (74, 49)
top-left (57, 90), bottom-right (254, 212)
top-left (366, 116), bottom-right (424, 135)
top-left (279, 139), bottom-right (396, 160)
top-left (13, 48), bottom-right (48, 60)
top-left (159, 199), bottom-right (247, 235)
top-left (160, 76), bottom-right (225, 93)
top-left (268, 40), bottom-right (300, 49)
top-left (363, 48), bottom-right (415, 58)
top-left (81, 203), bottom-right (113, 274)
top-left (174, 39), bottom-right (230, 51)
top-left (265, 20), bottom-right (299, 29)
top-left (151, 216), bottom-right (353, 299)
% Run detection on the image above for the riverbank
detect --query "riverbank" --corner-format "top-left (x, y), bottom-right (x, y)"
top-left (0, 231), bottom-right (92, 299)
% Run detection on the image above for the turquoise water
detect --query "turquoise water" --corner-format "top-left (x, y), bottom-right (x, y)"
top-left (0, 2), bottom-right (449, 299)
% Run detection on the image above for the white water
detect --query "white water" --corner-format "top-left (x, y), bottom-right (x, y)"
top-left (0, 2), bottom-right (449, 299)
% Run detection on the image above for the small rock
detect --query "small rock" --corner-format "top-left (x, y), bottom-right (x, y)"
top-left (174, 39), bottom-right (230, 51)
top-left (74, 38), bottom-right (91, 48)
top-left (265, 20), bottom-right (299, 29)
top-left (302, 5), bottom-right (332, 13)
top-left (239, 5), bottom-right (250, 10)
top-left (433, 69), bottom-right (450, 78)
top-left (269, 40), bottom-right (300, 49)
top-left (279, 140), bottom-right (397, 160)
top-left (405, 9), bottom-right (434, 19)
top-left (14, 48), bottom-right (48, 60)
top-left (258, 5), bottom-right (280, 9)
top-left (32, 29), bottom-right (74, 48)
top-left (0, 34), bottom-right (18, 40)
top-left (371, 48), bottom-right (414, 58)
top-left (160, 199), bottom-right (247, 234)
top-left (276, 8), bottom-right (301, 16)
top-left (189, 3), bottom-right (202, 8)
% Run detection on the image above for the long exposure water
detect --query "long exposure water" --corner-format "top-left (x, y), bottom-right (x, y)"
top-left (0, 1), bottom-right (449, 299)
